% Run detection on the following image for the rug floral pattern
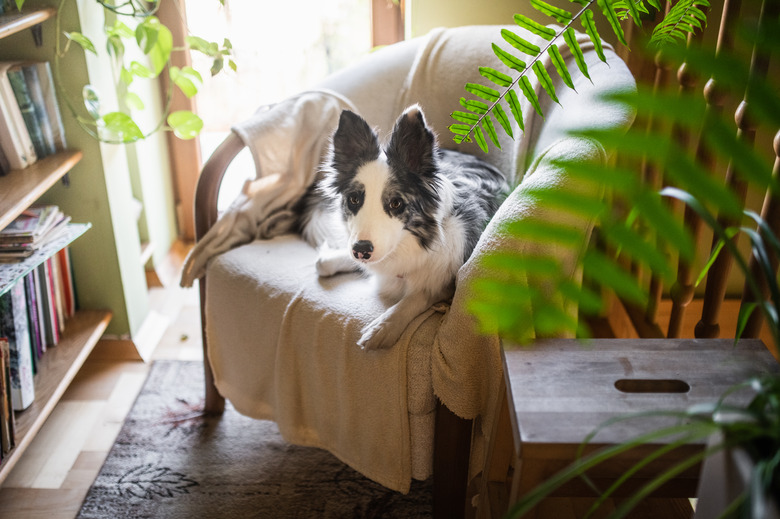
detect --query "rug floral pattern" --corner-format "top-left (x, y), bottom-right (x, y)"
top-left (77, 361), bottom-right (432, 518)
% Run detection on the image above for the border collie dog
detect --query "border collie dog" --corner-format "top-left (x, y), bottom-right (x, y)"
top-left (298, 105), bottom-right (507, 350)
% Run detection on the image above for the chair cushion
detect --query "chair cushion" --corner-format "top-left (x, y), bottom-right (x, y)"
top-left (205, 235), bottom-right (442, 492)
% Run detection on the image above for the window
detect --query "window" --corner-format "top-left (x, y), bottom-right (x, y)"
top-left (185, 0), bottom-right (374, 209)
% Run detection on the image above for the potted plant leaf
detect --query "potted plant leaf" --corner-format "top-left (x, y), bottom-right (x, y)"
top-left (449, 0), bottom-right (780, 516)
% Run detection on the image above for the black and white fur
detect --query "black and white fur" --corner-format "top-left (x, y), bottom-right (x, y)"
top-left (298, 105), bottom-right (507, 350)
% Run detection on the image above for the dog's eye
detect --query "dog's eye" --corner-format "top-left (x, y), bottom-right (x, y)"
top-left (389, 198), bottom-right (403, 211)
top-left (349, 195), bottom-right (360, 205)
top-left (347, 193), bottom-right (362, 210)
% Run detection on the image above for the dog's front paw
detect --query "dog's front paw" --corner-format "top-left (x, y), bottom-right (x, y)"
top-left (358, 317), bottom-right (405, 350)
top-left (315, 248), bottom-right (355, 277)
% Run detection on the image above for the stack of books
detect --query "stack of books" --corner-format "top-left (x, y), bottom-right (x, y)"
top-left (0, 242), bottom-right (77, 465)
top-left (0, 205), bottom-right (70, 262)
top-left (0, 60), bottom-right (67, 175)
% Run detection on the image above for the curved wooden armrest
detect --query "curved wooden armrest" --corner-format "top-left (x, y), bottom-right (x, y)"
top-left (194, 132), bottom-right (245, 415)
top-left (194, 132), bottom-right (246, 241)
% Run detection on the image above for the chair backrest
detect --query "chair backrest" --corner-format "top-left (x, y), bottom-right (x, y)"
top-left (600, 0), bottom-right (779, 353)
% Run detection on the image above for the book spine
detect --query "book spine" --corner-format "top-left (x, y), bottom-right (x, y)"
top-left (21, 64), bottom-right (56, 156)
top-left (50, 255), bottom-right (65, 334)
top-left (0, 65), bottom-right (37, 167)
top-left (36, 263), bottom-right (56, 348)
top-left (0, 337), bottom-right (15, 457)
top-left (35, 62), bottom-right (67, 151)
top-left (0, 279), bottom-right (35, 411)
top-left (31, 267), bottom-right (47, 354)
top-left (23, 273), bottom-right (42, 370)
top-left (0, 73), bottom-right (31, 170)
top-left (6, 68), bottom-right (47, 158)
top-left (57, 248), bottom-right (75, 318)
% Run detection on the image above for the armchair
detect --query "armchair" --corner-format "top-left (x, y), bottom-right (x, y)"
top-left (181, 25), bottom-right (635, 517)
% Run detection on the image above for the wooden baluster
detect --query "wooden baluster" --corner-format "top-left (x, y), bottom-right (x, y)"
top-left (643, 48), bottom-right (673, 335)
top-left (741, 130), bottom-right (780, 339)
top-left (695, 0), bottom-right (771, 338)
top-left (621, 2), bottom-right (671, 337)
top-left (666, 37), bottom-right (707, 337)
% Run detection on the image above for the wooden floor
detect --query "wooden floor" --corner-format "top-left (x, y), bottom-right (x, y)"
top-left (0, 241), bottom-right (202, 519)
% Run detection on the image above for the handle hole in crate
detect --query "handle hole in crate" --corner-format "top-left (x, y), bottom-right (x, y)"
top-left (614, 379), bottom-right (691, 394)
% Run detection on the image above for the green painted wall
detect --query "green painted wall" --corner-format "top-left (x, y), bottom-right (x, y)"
top-left (407, 0), bottom-right (618, 43)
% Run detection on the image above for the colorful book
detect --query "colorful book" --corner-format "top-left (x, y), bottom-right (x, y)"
top-left (0, 62), bottom-right (37, 169)
top-left (0, 337), bottom-right (16, 456)
top-left (6, 65), bottom-right (48, 158)
top-left (36, 262), bottom-right (58, 348)
top-left (0, 142), bottom-right (9, 176)
top-left (19, 62), bottom-right (57, 156)
top-left (0, 205), bottom-right (63, 244)
top-left (0, 279), bottom-right (35, 411)
top-left (57, 248), bottom-right (75, 318)
top-left (33, 61), bottom-right (66, 151)
top-left (23, 273), bottom-right (43, 363)
top-left (31, 267), bottom-right (47, 354)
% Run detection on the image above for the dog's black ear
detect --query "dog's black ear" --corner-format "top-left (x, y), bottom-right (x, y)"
top-left (331, 110), bottom-right (380, 173)
top-left (386, 105), bottom-right (437, 177)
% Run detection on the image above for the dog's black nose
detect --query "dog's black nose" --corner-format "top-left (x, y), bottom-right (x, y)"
top-left (352, 240), bottom-right (373, 260)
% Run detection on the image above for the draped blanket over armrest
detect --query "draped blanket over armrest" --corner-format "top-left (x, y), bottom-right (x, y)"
top-left (180, 90), bottom-right (357, 287)
top-left (180, 24), bottom-right (636, 493)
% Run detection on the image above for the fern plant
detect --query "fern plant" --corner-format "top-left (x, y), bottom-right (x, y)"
top-left (464, 2), bottom-right (780, 516)
top-left (449, 0), bottom-right (710, 153)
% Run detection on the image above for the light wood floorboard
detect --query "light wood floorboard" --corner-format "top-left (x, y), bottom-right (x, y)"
top-left (0, 241), bottom-right (202, 518)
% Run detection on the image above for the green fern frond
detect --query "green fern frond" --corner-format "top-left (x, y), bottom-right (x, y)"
top-left (450, 0), bottom-right (669, 152)
top-left (650, 0), bottom-right (711, 47)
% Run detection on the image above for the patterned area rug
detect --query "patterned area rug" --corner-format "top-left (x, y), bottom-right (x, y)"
top-left (77, 360), bottom-right (432, 518)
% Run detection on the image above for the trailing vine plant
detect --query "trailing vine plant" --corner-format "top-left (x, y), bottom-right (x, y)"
top-left (13, 0), bottom-right (235, 143)
top-left (449, 0), bottom-right (710, 153)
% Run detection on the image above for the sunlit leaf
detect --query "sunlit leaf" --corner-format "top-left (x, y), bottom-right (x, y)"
top-left (170, 66), bottom-right (203, 98)
top-left (513, 13), bottom-right (556, 40)
top-left (581, 9), bottom-right (607, 62)
top-left (136, 17), bottom-right (173, 76)
top-left (65, 32), bottom-right (97, 55)
top-left (82, 85), bottom-right (101, 120)
top-left (129, 61), bottom-right (154, 79)
top-left (124, 92), bottom-right (145, 111)
top-left (479, 66), bottom-right (513, 88)
top-left (99, 112), bottom-right (144, 143)
top-left (167, 110), bottom-right (204, 140)
top-left (460, 97), bottom-right (489, 114)
top-left (492, 43), bottom-right (527, 73)
top-left (519, 76), bottom-right (543, 117)
top-left (483, 115), bottom-right (501, 149)
top-left (451, 111), bottom-right (480, 124)
top-left (507, 89), bottom-right (525, 131)
top-left (493, 103), bottom-right (514, 139)
top-left (548, 44), bottom-right (575, 90)
top-left (530, 0), bottom-right (573, 23)
top-left (473, 125), bottom-right (488, 153)
top-left (597, 0), bottom-right (628, 46)
top-left (533, 59), bottom-right (559, 104)
top-left (501, 28), bottom-right (541, 56)
top-left (465, 82), bottom-right (500, 102)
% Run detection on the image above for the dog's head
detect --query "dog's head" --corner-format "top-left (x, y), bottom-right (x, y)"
top-left (323, 105), bottom-right (442, 266)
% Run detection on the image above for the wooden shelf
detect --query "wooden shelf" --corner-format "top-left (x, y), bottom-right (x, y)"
top-left (0, 150), bottom-right (83, 230)
top-left (0, 309), bottom-right (112, 485)
top-left (0, 7), bottom-right (114, 489)
top-left (0, 7), bottom-right (55, 40)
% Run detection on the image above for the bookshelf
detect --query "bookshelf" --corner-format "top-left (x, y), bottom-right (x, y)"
top-left (0, 8), bottom-right (112, 486)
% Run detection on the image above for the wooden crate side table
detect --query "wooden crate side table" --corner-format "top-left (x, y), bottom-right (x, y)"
top-left (476, 338), bottom-right (780, 519)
